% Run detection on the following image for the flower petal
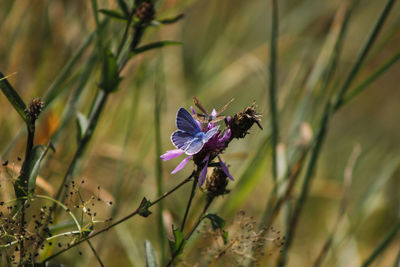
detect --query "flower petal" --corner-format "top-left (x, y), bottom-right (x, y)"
top-left (171, 155), bottom-right (192, 174)
top-left (160, 149), bottom-right (185, 161)
top-left (211, 108), bottom-right (217, 118)
top-left (190, 106), bottom-right (197, 115)
top-left (198, 154), bottom-right (210, 187)
top-left (217, 156), bottom-right (234, 181)
top-left (219, 129), bottom-right (231, 143)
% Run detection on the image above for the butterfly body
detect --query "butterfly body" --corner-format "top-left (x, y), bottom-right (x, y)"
top-left (171, 108), bottom-right (219, 155)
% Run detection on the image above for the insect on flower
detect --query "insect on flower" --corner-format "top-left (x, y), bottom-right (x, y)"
top-left (161, 105), bottom-right (233, 186)
top-left (171, 108), bottom-right (220, 155)
top-left (161, 98), bottom-right (261, 187)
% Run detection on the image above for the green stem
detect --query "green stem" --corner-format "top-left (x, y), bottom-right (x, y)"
top-left (181, 175), bottom-right (198, 231)
top-left (185, 197), bottom-right (213, 241)
top-left (394, 248), bottom-right (400, 267)
top-left (154, 80), bottom-right (166, 264)
top-left (277, 1), bottom-right (396, 265)
top-left (342, 49), bottom-right (400, 107)
top-left (116, 7), bottom-right (135, 59)
top-left (269, 0), bottom-right (279, 183)
top-left (18, 115), bottom-right (36, 264)
top-left (167, 196), bottom-right (214, 267)
top-left (35, 194), bottom-right (82, 232)
top-left (361, 220), bottom-right (400, 267)
top-left (55, 89), bottom-right (109, 203)
top-left (277, 103), bottom-right (331, 267)
top-left (332, 0), bottom-right (396, 112)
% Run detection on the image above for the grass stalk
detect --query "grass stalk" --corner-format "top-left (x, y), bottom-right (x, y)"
top-left (313, 145), bottom-right (360, 267)
top-left (332, 0), bottom-right (396, 112)
top-left (181, 175), bottom-right (198, 231)
top-left (342, 49), bottom-right (400, 107)
top-left (278, 1), bottom-right (396, 265)
top-left (361, 220), bottom-right (400, 267)
top-left (268, 0), bottom-right (279, 183)
top-left (154, 77), bottom-right (166, 264)
top-left (167, 196), bottom-right (214, 267)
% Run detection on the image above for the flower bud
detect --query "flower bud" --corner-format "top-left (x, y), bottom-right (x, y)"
top-left (135, 1), bottom-right (155, 23)
top-left (206, 167), bottom-right (230, 197)
top-left (228, 103), bottom-right (262, 139)
top-left (27, 98), bottom-right (44, 121)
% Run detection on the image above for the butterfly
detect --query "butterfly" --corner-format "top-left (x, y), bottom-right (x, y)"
top-left (171, 108), bottom-right (219, 155)
top-left (193, 97), bottom-right (234, 123)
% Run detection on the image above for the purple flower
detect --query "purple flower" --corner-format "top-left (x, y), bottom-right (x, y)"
top-left (161, 106), bottom-right (234, 187)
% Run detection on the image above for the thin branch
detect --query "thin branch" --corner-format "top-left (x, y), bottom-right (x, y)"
top-left (87, 239), bottom-right (105, 267)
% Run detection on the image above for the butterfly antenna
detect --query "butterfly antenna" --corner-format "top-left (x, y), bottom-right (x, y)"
top-left (217, 98), bottom-right (235, 115)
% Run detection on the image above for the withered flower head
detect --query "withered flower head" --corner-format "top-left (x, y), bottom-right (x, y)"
top-left (227, 103), bottom-right (262, 139)
top-left (27, 98), bottom-right (44, 121)
top-left (135, 1), bottom-right (155, 23)
top-left (206, 167), bottom-right (230, 197)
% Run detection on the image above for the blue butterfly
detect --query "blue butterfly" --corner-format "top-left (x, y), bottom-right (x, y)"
top-left (171, 108), bottom-right (219, 155)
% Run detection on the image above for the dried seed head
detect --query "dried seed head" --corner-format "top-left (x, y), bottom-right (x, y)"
top-left (228, 103), bottom-right (262, 139)
top-left (135, 1), bottom-right (155, 23)
top-left (27, 98), bottom-right (44, 121)
top-left (205, 167), bottom-right (230, 197)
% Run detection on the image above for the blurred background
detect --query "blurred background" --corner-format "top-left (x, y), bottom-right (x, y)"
top-left (0, 0), bottom-right (399, 266)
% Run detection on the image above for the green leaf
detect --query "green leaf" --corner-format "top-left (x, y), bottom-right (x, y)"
top-left (222, 231), bottom-right (229, 245)
top-left (0, 72), bottom-right (28, 123)
top-left (76, 112), bottom-right (89, 142)
top-left (131, 41), bottom-right (182, 57)
top-left (144, 240), bottom-right (159, 267)
top-left (14, 145), bottom-right (47, 197)
top-left (99, 9), bottom-right (127, 21)
top-left (204, 213), bottom-right (226, 230)
top-left (138, 197), bottom-right (152, 217)
top-left (168, 225), bottom-right (185, 256)
top-left (151, 14), bottom-right (184, 26)
top-left (117, 0), bottom-right (130, 17)
top-left (204, 214), bottom-right (228, 244)
top-left (99, 49), bottom-right (122, 92)
top-left (27, 145), bottom-right (48, 194)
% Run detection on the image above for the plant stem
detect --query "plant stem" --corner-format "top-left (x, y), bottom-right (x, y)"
top-left (277, 1), bottom-right (396, 265)
top-left (18, 115), bottom-right (36, 264)
top-left (167, 196), bottom-right (214, 267)
top-left (180, 174), bottom-right (198, 231)
top-left (55, 89), bottom-right (109, 203)
top-left (185, 197), bottom-right (213, 241)
top-left (154, 78), bottom-right (166, 264)
top-left (342, 49), bottom-right (400, 107)
top-left (41, 173), bottom-right (194, 263)
top-left (361, 220), bottom-right (400, 267)
top-left (268, 0), bottom-right (279, 183)
top-left (87, 239), bottom-right (105, 267)
top-left (332, 0), bottom-right (396, 112)
top-left (116, 8), bottom-right (135, 59)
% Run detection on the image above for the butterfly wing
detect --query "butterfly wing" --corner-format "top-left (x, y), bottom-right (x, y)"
top-left (186, 126), bottom-right (219, 155)
top-left (171, 130), bottom-right (195, 151)
top-left (176, 108), bottom-right (201, 134)
top-left (204, 125), bottom-right (220, 142)
top-left (184, 136), bottom-right (205, 155)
